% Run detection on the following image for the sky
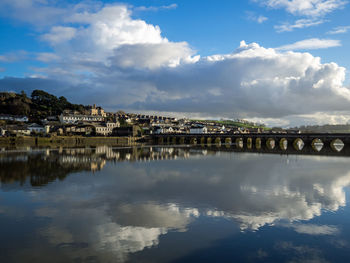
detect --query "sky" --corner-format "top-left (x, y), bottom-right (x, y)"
top-left (1, 0), bottom-right (350, 127)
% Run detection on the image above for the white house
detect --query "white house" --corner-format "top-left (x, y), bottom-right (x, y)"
top-left (106, 121), bottom-right (120, 129)
top-left (190, 126), bottom-right (208, 134)
top-left (0, 127), bottom-right (6, 136)
top-left (94, 121), bottom-right (120, 136)
top-left (95, 125), bottom-right (111, 136)
top-left (6, 125), bottom-right (30, 136)
top-left (28, 123), bottom-right (45, 133)
top-left (154, 126), bottom-right (175, 134)
top-left (59, 113), bottom-right (104, 124)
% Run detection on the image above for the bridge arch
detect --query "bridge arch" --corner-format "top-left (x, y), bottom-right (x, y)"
top-left (236, 138), bottom-right (244, 149)
top-left (266, 138), bottom-right (275, 150)
top-left (225, 137), bottom-right (232, 145)
top-left (331, 139), bottom-right (344, 152)
top-left (279, 138), bottom-right (288, 150)
top-left (215, 137), bottom-right (222, 145)
top-left (311, 138), bottom-right (323, 152)
top-left (190, 137), bottom-right (197, 145)
top-left (293, 138), bottom-right (304, 151)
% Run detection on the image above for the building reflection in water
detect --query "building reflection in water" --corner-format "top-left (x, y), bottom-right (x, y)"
top-left (1, 146), bottom-right (350, 262)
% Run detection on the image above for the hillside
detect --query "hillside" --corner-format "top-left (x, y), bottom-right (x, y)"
top-left (0, 90), bottom-right (87, 122)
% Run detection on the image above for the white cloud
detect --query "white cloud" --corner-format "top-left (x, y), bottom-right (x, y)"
top-left (36, 52), bottom-right (60, 62)
top-left (247, 12), bottom-right (269, 23)
top-left (0, 51), bottom-right (29, 62)
top-left (2, 39), bottom-right (350, 124)
top-left (0, 0), bottom-right (70, 27)
top-left (111, 43), bottom-right (198, 69)
top-left (283, 223), bottom-right (340, 235)
top-left (276, 38), bottom-right (341, 50)
top-left (258, 0), bottom-right (347, 32)
top-left (261, 0), bottom-right (347, 17)
top-left (39, 5), bottom-right (193, 66)
top-left (41, 26), bottom-right (76, 44)
top-left (327, 25), bottom-right (350, 34)
top-left (257, 15), bottom-right (269, 23)
top-left (135, 3), bottom-right (178, 12)
top-left (275, 18), bottom-right (325, 32)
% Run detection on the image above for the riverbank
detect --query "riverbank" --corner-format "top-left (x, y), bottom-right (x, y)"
top-left (0, 136), bottom-right (143, 147)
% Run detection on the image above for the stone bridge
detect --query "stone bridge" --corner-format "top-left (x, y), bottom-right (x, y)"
top-left (150, 133), bottom-right (350, 155)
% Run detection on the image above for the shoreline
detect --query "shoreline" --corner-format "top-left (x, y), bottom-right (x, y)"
top-left (0, 136), bottom-right (144, 148)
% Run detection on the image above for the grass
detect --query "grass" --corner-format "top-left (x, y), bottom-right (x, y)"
top-left (190, 119), bottom-right (270, 130)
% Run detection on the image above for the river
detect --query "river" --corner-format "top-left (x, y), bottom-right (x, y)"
top-left (1, 145), bottom-right (350, 262)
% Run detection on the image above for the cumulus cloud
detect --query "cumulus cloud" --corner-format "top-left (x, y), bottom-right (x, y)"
top-left (276, 38), bottom-right (341, 50)
top-left (111, 42), bottom-right (198, 69)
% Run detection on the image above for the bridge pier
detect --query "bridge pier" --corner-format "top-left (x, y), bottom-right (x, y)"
top-left (247, 138), bottom-right (253, 149)
top-left (255, 138), bottom-right (262, 150)
top-left (171, 137), bottom-right (177, 145)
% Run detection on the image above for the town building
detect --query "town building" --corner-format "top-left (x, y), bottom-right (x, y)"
top-left (28, 123), bottom-right (45, 133)
top-left (89, 104), bottom-right (106, 117)
top-left (112, 126), bottom-right (142, 137)
top-left (190, 126), bottom-right (208, 134)
top-left (5, 125), bottom-right (30, 136)
top-left (94, 121), bottom-right (120, 136)
top-left (0, 114), bottom-right (28, 122)
top-left (59, 113), bottom-right (104, 124)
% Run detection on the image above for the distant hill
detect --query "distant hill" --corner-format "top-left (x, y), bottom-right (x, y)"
top-left (297, 124), bottom-right (350, 133)
top-left (0, 90), bottom-right (87, 122)
top-left (190, 119), bottom-right (268, 129)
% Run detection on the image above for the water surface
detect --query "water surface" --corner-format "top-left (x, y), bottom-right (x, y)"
top-left (1, 146), bottom-right (350, 262)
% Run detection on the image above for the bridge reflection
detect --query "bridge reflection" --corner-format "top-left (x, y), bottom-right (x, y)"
top-left (1, 143), bottom-right (350, 187)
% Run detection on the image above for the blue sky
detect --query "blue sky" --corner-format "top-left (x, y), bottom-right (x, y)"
top-left (1, 0), bottom-right (350, 126)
